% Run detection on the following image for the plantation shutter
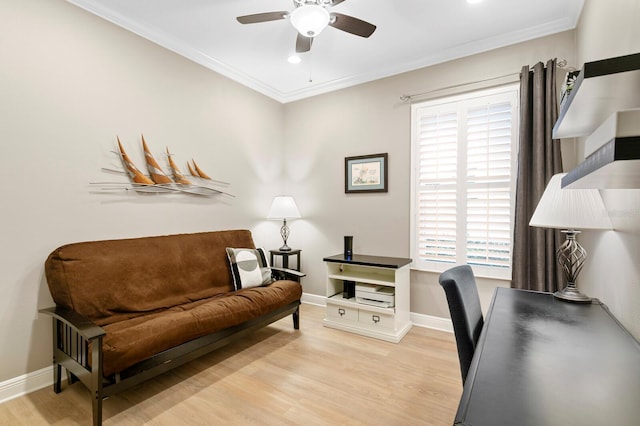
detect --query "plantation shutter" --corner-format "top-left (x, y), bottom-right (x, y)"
top-left (466, 101), bottom-right (513, 269)
top-left (416, 110), bottom-right (458, 265)
top-left (411, 85), bottom-right (518, 279)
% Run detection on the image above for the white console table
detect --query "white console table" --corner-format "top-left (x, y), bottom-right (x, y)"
top-left (322, 254), bottom-right (412, 343)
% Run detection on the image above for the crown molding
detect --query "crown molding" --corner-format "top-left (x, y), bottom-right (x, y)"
top-left (66, 0), bottom-right (581, 104)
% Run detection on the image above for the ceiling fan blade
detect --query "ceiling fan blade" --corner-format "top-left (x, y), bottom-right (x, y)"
top-left (236, 11), bottom-right (287, 24)
top-left (329, 13), bottom-right (376, 38)
top-left (296, 34), bottom-right (312, 53)
top-left (331, 0), bottom-right (347, 6)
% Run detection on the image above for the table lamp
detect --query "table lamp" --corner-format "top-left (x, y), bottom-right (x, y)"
top-left (529, 173), bottom-right (612, 303)
top-left (267, 196), bottom-right (301, 251)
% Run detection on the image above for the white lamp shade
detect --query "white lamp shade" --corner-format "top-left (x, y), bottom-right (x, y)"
top-left (267, 196), bottom-right (301, 220)
top-left (289, 4), bottom-right (330, 37)
top-left (529, 173), bottom-right (612, 230)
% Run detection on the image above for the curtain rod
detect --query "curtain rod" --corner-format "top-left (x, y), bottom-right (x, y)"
top-left (400, 58), bottom-right (572, 102)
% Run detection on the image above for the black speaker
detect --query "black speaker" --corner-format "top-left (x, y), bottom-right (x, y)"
top-left (343, 280), bottom-right (355, 299)
top-left (344, 235), bottom-right (353, 260)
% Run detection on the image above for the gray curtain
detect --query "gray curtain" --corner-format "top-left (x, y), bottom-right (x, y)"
top-left (511, 59), bottom-right (565, 292)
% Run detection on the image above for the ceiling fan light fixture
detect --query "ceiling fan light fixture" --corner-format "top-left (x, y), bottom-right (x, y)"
top-left (289, 5), bottom-right (330, 37)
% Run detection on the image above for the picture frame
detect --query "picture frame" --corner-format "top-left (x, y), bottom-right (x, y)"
top-left (345, 153), bottom-right (388, 193)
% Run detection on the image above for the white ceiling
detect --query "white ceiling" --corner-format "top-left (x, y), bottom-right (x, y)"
top-left (66, 0), bottom-right (584, 103)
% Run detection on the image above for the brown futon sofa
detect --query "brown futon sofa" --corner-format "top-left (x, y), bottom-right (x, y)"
top-left (40, 229), bottom-right (303, 426)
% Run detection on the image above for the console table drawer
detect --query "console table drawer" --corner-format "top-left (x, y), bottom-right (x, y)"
top-left (358, 310), bottom-right (393, 329)
top-left (327, 303), bottom-right (358, 322)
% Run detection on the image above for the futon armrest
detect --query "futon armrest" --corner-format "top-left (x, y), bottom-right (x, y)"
top-left (271, 267), bottom-right (306, 281)
top-left (39, 306), bottom-right (106, 341)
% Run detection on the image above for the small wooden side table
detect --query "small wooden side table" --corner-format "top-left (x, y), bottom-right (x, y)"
top-left (269, 249), bottom-right (301, 271)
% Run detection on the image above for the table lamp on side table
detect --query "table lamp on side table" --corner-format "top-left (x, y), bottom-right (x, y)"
top-left (267, 196), bottom-right (301, 251)
top-left (529, 173), bottom-right (612, 303)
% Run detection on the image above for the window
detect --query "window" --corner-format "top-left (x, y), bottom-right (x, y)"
top-left (410, 84), bottom-right (519, 280)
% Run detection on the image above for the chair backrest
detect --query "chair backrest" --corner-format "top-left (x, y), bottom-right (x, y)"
top-left (439, 265), bottom-right (484, 383)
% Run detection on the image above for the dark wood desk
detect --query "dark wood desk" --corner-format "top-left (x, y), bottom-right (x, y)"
top-left (455, 287), bottom-right (640, 426)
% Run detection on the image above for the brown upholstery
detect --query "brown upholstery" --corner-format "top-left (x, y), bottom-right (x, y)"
top-left (44, 230), bottom-right (302, 377)
top-left (45, 230), bottom-right (255, 325)
top-left (100, 280), bottom-right (301, 376)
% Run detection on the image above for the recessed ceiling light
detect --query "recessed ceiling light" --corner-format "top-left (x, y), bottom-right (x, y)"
top-left (288, 55), bottom-right (302, 64)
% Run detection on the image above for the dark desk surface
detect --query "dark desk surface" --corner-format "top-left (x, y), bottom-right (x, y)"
top-left (456, 287), bottom-right (640, 426)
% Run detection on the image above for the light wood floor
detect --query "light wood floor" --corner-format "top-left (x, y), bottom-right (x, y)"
top-left (0, 304), bottom-right (462, 425)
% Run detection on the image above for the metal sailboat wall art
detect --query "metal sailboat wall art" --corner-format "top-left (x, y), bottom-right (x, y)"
top-left (93, 135), bottom-right (233, 197)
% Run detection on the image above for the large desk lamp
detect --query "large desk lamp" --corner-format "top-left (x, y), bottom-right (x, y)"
top-left (529, 173), bottom-right (612, 303)
top-left (267, 196), bottom-right (301, 252)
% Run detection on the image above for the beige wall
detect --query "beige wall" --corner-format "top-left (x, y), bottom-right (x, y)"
top-left (284, 31), bottom-right (577, 319)
top-left (0, 0), bottom-right (286, 382)
top-left (568, 0), bottom-right (640, 338)
top-left (576, 0), bottom-right (640, 63)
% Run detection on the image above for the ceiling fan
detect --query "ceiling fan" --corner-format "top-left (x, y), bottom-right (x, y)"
top-left (236, 0), bottom-right (377, 53)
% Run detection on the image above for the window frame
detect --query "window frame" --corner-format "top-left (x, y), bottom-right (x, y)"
top-left (410, 84), bottom-right (519, 280)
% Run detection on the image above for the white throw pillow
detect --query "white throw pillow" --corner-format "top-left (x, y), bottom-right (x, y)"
top-left (226, 247), bottom-right (272, 290)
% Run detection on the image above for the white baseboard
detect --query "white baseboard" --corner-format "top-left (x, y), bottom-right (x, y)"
top-left (410, 312), bottom-right (453, 333)
top-left (0, 366), bottom-right (53, 405)
top-left (301, 292), bottom-right (326, 307)
top-left (1, 294), bottom-right (450, 404)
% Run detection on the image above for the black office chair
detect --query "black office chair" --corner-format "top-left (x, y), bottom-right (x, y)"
top-left (438, 265), bottom-right (484, 383)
